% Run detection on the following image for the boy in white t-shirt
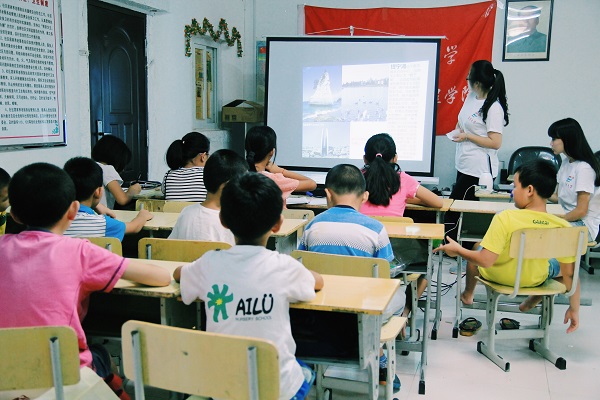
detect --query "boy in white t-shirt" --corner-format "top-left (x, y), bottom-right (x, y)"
top-left (174, 173), bottom-right (324, 400)
top-left (169, 149), bottom-right (248, 245)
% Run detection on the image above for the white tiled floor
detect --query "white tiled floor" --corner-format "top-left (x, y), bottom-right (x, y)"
top-left (123, 256), bottom-right (600, 400)
top-left (309, 255), bottom-right (600, 399)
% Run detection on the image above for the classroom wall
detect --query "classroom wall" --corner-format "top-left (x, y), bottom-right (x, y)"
top-left (2, 0), bottom-right (599, 190)
top-left (0, 0), bottom-right (249, 180)
top-left (253, 0), bottom-right (600, 188)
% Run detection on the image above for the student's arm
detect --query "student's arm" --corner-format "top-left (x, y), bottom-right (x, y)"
top-left (106, 180), bottom-right (142, 206)
top-left (407, 186), bottom-right (444, 208)
top-left (548, 188), bottom-right (559, 203)
top-left (558, 261), bottom-right (580, 333)
top-left (310, 270), bottom-right (324, 291)
top-left (124, 209), bottom-right (153, 234)
top-left (173, 265), bottom-right (183, 282)
top-left (122, 259), bottom-right (171, 286)
top-left (562, 192), bottom-right (591, 222)
top-left (266, 162), bottom-right (317, 192)
top-left (433, 236), bottom-right (499, 268)
top-left (94, 203), bottom-right (116, 218)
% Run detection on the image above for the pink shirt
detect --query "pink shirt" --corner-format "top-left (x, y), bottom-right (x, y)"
top-left (260, 171), bottom-right (300, 206)
top-left (0, 231), bottom-right (128, 368)
top-left (360, 172), bottom-right (420, 216)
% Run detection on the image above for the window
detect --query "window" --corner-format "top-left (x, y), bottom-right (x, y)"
top-left (192, 39), bottom-right (218, 127)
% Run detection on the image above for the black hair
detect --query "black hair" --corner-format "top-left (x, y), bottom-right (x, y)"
top-left (363, 133), bottom-right (401, 206)
top-left (0, 167), bottom-right (10, 189)
top-left (245, 126), bottom-right (277, 172)
top-left (548, 118), bottom-right (600, 186)
top-left (220, 172), bottom-right (283, 242)
top-left (325, 164), bottom-right (366, 197)
top-left (514, 159), bottom-right (557, 199)
top-left (469, 60), bottom-right (509, 126)
top-left (64, 157), bottom-right (103, 201)
top-left (9, 163), bottom-right (76, 228)
top-left (203, 149), bottom-right (248, 193)
top-left (165, 132), bottom-right (210, 170)
top-left (91, 135), bottom-right (132, 173)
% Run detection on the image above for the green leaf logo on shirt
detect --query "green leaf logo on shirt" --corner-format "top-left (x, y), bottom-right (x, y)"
top-left (207, 284), bottom-right (234, 322)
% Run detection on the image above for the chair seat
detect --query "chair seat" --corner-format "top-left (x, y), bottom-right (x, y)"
top-left (380, 316), bottom-right (407, 343)
top-left (476, 276), bottom-right (566, 296)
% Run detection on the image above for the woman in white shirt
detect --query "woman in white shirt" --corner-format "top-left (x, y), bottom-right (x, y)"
top-left (445, 60), bottom-right (509, 241)
top-left (549, 118), bottom-right (600, 242)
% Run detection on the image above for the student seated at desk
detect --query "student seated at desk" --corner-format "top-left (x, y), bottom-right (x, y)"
top-left (359, 133), bottom-right (443, 327)
top-left (298, 163), bottom-right (402, 390)
top-left (0, 167), bottom-right (10, 235)
top-left (163, 131), bottom-right (210, 202)
top-left (174, 173), bottom-right (323, 400)
top-left (63, 157), bottom-right (153, 241)
top-left (92, 135), bottom-right (142, 209)
top-left (0, 163), bottom-right (171, 397)
top-left (434, 160), bottom-right (580, 333)
top-left (169, 149), bottom-right (247, 245)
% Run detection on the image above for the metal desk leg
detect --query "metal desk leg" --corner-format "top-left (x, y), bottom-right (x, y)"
top-left (417, 239), bottom-right (433, 395)
top-left (432, 210), bottom-right (445, 340)
top-left (453, 213), bottom-right (465, 338)
top-left (359, 314), bottom-right (381, 400)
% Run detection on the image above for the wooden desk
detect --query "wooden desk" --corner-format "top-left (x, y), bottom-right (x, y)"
top-left (381, 222), bottom-right (443, 395)
top-left (474, 190), bottom-right (511, 202)
top-left (113, 210), bottom-right (179, 236)
top-left (448, 200), bottom-right (566, 338)
top-left (291, 274), bottom-right (399, 400)
top-left (268, 218), bottom-right (308, 255)
top-left (133, 187), bottom-right (165, 200)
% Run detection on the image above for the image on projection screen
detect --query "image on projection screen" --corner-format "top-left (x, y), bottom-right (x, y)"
top-left (301, 61), bottom-right (428, 161)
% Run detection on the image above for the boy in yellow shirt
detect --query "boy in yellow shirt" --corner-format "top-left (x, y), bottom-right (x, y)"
top-left (435, 160), bottom-right (579, 333)
top-left (0, 167), bottom-right (10, 235)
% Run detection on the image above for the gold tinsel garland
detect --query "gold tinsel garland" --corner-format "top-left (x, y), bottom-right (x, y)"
top-left (184, 18), bottom-right (243, 57)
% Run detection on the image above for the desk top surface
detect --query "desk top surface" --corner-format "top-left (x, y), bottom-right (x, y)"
top-left (450, 200), bottom-right (565, 216)
top-left (113, 210), bottom-right (180, 230)
top-left (287, 197), bottom-right (453, 212)
top-left (382, 222), bottom-right (444, 239)
top-left (474, 190), bottom-right (512, 200)
top-left (112, 259), bottom-right (183, 298)
top-left (290, 274), bottom-right (400, 315)
top-left (273, 218), bottom-right (308, 237)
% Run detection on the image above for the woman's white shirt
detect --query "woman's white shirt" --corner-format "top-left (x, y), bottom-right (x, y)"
top-left (557, 156), bottom-right (600, 239)
top-left (455, 92), bottom-right (504, 178)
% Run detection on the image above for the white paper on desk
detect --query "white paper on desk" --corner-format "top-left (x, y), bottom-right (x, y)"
top-left (446, 129), bottom-right (461, 141)
top-left (286, 196), bottom-right (309, 205)
top-left (308, 197), bottom-right (327, 206)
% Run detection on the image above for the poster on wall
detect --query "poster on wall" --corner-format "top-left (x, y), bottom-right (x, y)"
top-left (0, 0), bottom-right (66, 150)
top-left (195, 48), bottom-right (204, 120)
top-left (503, 0), bottom-right (553, 61)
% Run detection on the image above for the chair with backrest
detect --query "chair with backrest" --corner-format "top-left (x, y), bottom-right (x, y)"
top-left (84, 236), bottom-right (123, 256)
top-left (0, 326), bottom-right (116, 399)
top-left (162, 200), bottom-right (197, 213)
top-left (138, 238), bottom-right (231, 262)
top-left (121, 320), bottom-right (279, 400)
top-left (475, 226), bottom-right (586, 371)
top-left (135, 199), bottom-right (166, 212)
top-left (507, 146), bottom-right (561, 178)
top-left (290, 250), bottom-right (406, 399)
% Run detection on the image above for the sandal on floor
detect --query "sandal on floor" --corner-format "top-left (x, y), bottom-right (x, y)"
top-left (459, 317), bottom-right (482, 336)
top-left (499, 318), bottom-right (520, 330)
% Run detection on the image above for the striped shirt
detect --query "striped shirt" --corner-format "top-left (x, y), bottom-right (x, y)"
top-left (162, 167), bottom-right (207, 202)
top-left (298, 205), bottom-right (394, 262)
top-left (64, 205), bottom-right (126, 241)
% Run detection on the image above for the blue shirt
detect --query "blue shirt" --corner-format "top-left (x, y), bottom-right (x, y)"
top-left (64, 205), bottom-right (126, 241)
top-left (299, 205), bottom-right (394, 262)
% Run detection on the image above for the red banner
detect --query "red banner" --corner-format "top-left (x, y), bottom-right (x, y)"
top-left (305, 1), bottom-right (496, 135)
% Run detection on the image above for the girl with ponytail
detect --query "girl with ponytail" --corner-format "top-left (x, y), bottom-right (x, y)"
top-left (163, 132), bottom-right (210, 202)
top-left (445, 60), bottom-right (509, 241)
top-left (360, 133), bottom-right (442, 216)
top-left (245, 126), bottom-right (316, 203)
